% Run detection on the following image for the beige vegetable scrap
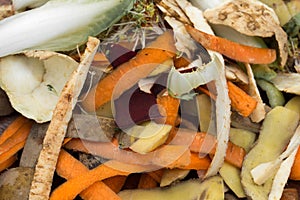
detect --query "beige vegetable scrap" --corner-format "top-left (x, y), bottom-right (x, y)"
top-left (0, 50), bottom-right (78, 123)
top-left (270, 73), bottom-right (300, 95)
top-left (244, 63), bottom-right (266, 122)
top-left (203, 0), bottom-right (288, 68)
top-left (28, 37), bottom-right (100, 200)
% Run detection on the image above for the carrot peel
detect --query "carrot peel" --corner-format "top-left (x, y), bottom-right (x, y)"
top-left (81, 31), bottom-right (176, 112)
top-left (50, 159), bottom-right (130, 200)
top-left (185, 24), bottom-right (276, 64)
top-left (227, 81), bottom-right (257, 117)
top-left (55, 149), bottom-right (122, 200)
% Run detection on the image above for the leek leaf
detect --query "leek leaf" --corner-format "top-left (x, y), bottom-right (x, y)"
top-left (0, 0), bottom-right (134, 57)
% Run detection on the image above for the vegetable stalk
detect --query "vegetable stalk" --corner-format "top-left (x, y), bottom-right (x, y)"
top-left (0, 0), bottom-right (134, 57)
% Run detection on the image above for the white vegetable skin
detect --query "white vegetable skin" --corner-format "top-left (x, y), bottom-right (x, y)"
top-left (251, 124), bottom-right (300, 185)
top-left (244, 63), bottom-right (266, 122)
top-left (268, 147), bottom-right (298, 200)
top-left (167, 56), bottom-right (220, 100)
top-left (205, 56), bottom-right (231, 178)
top-left (0, 0), bottom-right (133, 57)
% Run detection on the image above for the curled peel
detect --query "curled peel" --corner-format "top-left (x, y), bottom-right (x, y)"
top-left (203, 0), bottom-right (288, 67)
top-left (0, 51), bottom-right (78, 123)
top-left (158, 0), bottom-right (231, 178)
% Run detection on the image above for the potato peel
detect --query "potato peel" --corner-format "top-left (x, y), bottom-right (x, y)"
top-left (251, 124), bottom-right (300, 185)
top-left (241, 106), bottom-right (299, 200)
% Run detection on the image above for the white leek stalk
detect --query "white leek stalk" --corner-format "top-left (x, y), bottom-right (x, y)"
top-left (0, 0), bottom-right (134, 57)
top-left (12, 0), bottom-right (49, 11)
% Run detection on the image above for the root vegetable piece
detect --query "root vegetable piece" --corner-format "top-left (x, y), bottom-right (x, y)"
top-left (227, 81), bottom-right (258, 117)
top-left (55, 149), bottom-right (122, 200)
top-left (0, 120), bottom-right (33, 164)
top-left (129, 122), bottom-right (172, 154)
top-left (241, 106), bottom-right (299, 200)
top-left (118, 176), bottom-right (224, 200)
top-left (28, 37), bottom-right (100, 199)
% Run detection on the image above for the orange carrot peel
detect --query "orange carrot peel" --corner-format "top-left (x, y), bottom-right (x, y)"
top-left (0, 116), bottom-right (30, 145)
top-left (197, 81), bottom-right (258, 117)
top-left (0, 154), bottom-right (17, 172)
top-left (81, 31), bottom-right (176, 112)
top-left (227, 81), bottom-right (257, 117)
top-left (55, 149), bottom-right (123, 200)
top-left (185, 24), bottom-right (277, 64)
top-left (0, 117), bottom-right (33, 168)
top-left (50, 157), bottom-right (130, 199)
top-left (289, 146), bottom-right (300, 180)
top-left (65, 128), bottom-right (245, 169)
top-left (156, 94), bottom-right (180, 143)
